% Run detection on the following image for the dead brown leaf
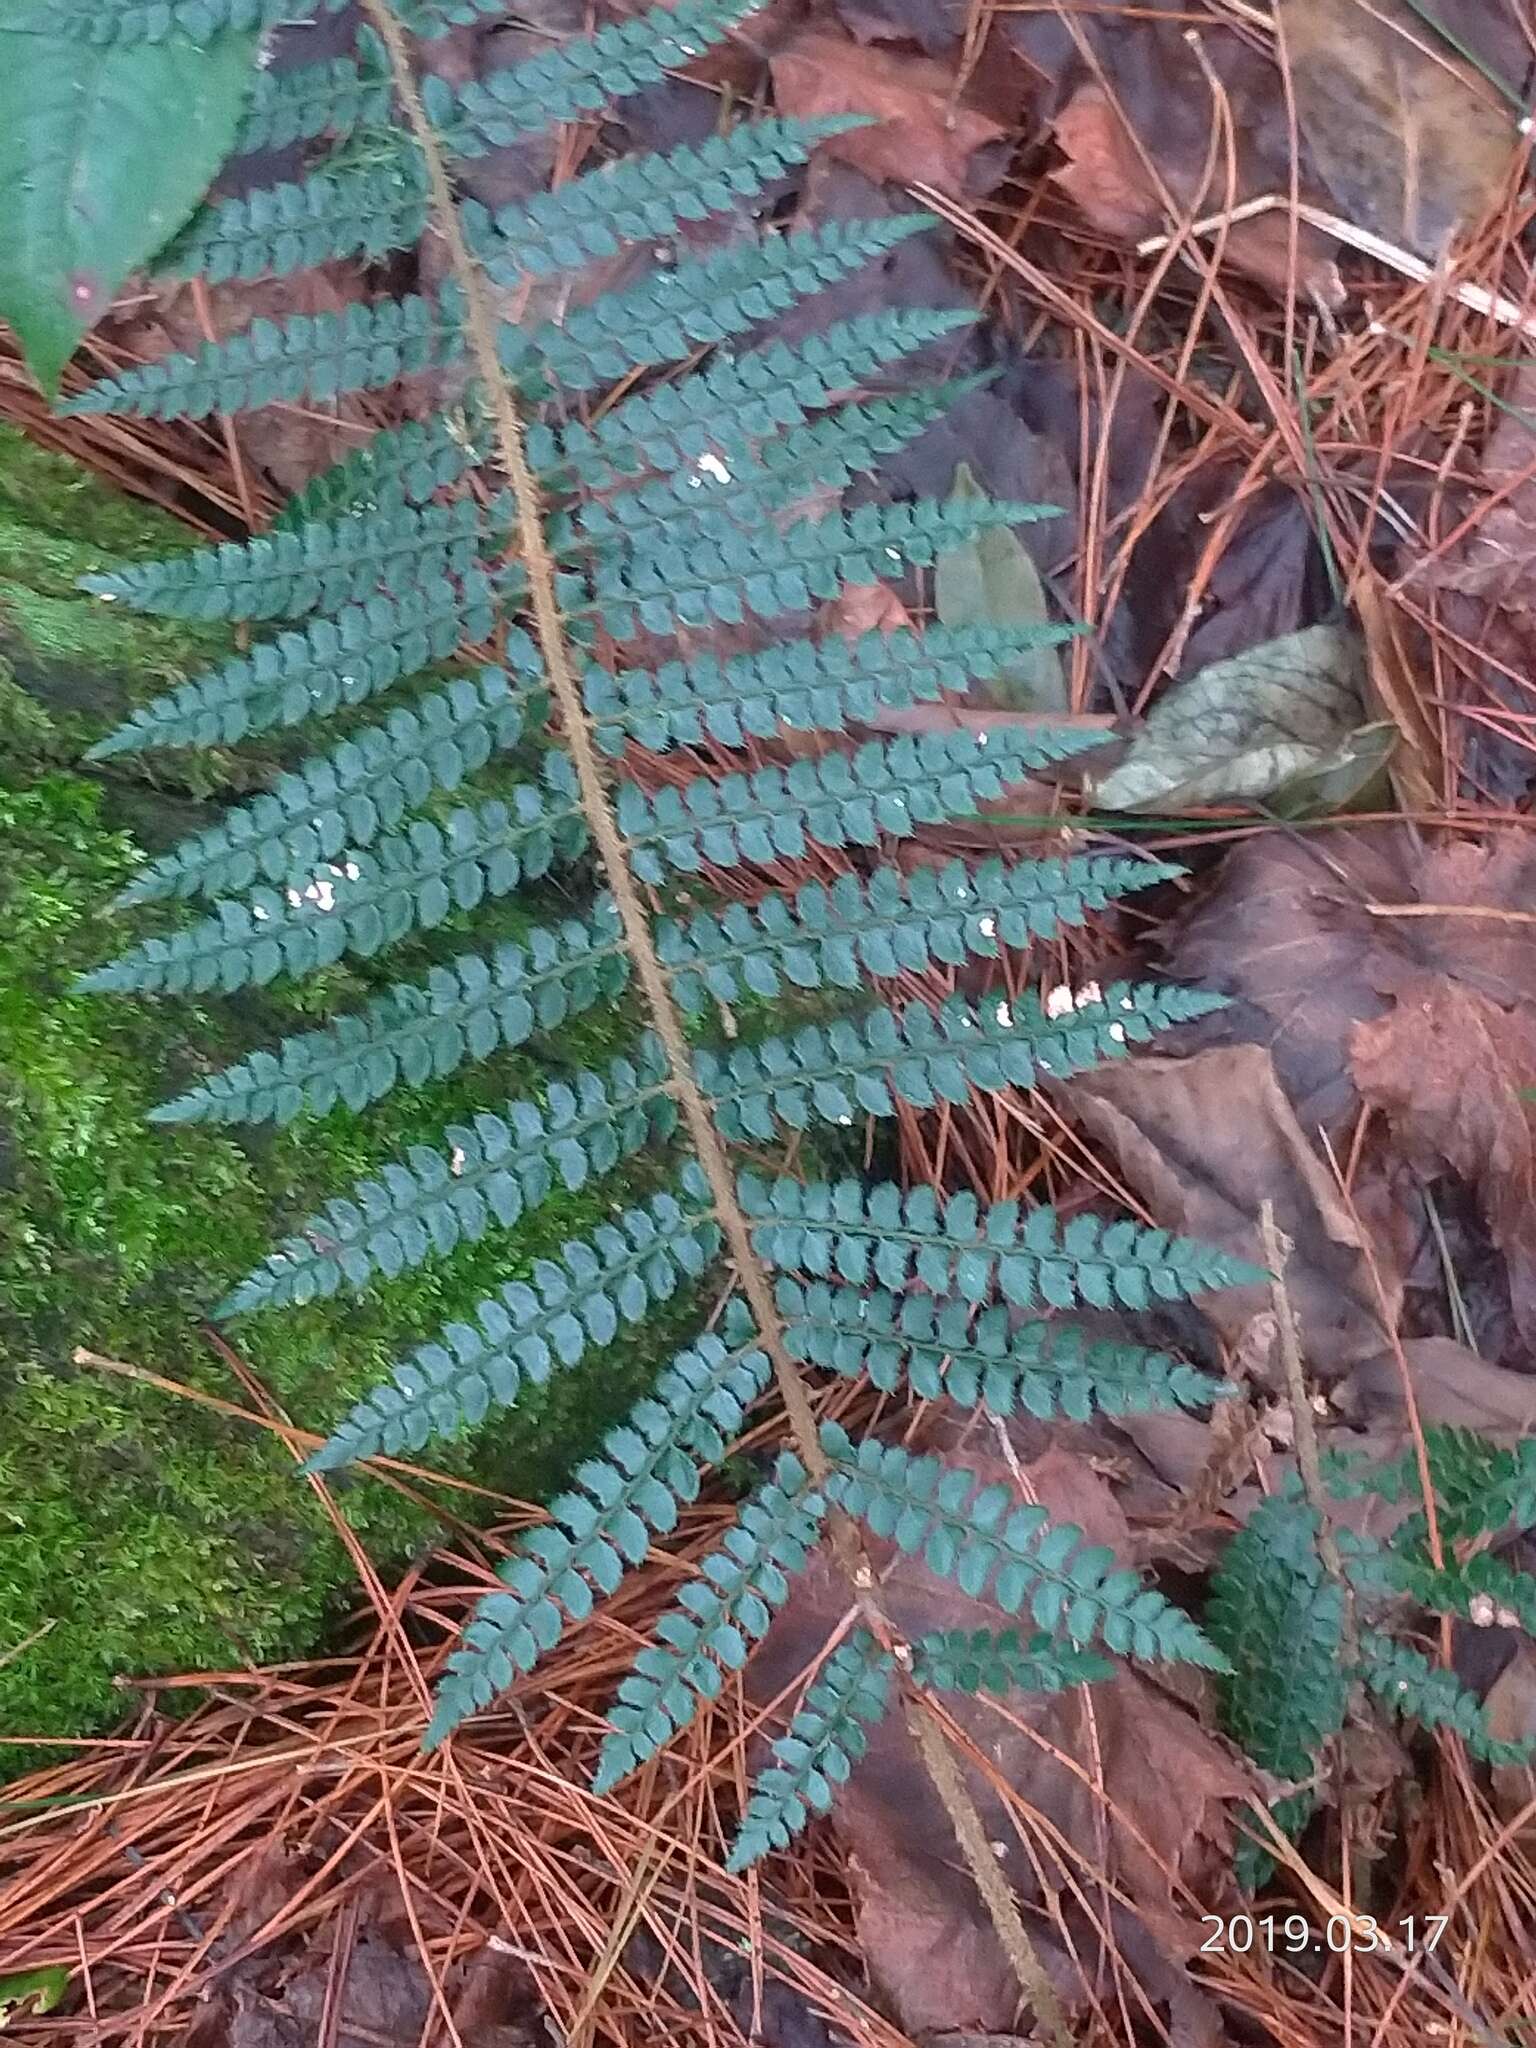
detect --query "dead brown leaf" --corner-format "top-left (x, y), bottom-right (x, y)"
top-left (771, 30), bottom-right (1007, 198)
top-left (750, 1444), bottom-right (1250, 2038)
top-left (1353, 572), bottom-right (1445, 811)
top-left (1350, 976), bottom-right (1536, 1347)
top-left (1418, 366), bottom-right (1536, 611)
top-left (1333, 1336), bottom-right (1536, 1437)
top-left (1280, 0), bottom-right (1518, 258)
top-left (1065, 1043), bottom-right (1397, 1381)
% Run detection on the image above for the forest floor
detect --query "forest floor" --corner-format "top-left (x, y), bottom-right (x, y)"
top-left (2, 1), bottom-right (1536, 2045)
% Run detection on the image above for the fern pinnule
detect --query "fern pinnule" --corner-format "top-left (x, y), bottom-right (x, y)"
top-left (308, 1168), bottom-right (720, 1473)
top-left (149, 909), bottom-right (628, 1128)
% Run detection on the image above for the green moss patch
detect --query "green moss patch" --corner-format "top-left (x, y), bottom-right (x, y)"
top-left (0, 432), bottom-right (676, 1747)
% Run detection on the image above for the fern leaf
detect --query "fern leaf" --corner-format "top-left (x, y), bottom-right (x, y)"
top-left (12, 0), bottom-right (334, 37)
top-left (530, 215), bottom-right (932, 396)
top-left (699, 984), bottom-right (1223, 1143)
top-left (219, 1043), bottom-right (671, 1316)
top-left (588, 625), bottom-right (1060, 760)
top-left (1358, 1631), bottom-right (1530, 1766)
top-left (1208, 1494), bottom-right (1348, 1778)
top-left (428, 0), bottom-right (758, 156)
top-left (819, 1423), bottom-right (1224, 1665)
top-left (728, 1629), bottom-right (893, 1870)
top-left (234, 42), bottom-right (393, 154)
top-left (588, 1452), bottom-right (830, 1788)
top-left (477, 116), bottom-right (854, 281)
top-left (911, 1627), bottom-right (1112, 1695)
top-left (539, 307), bottom-right (975, 489)
top-left (83, 494), bottom-right (497, 623)
top-left (590, 492), bottom-right (1055, 639)
top-left (434, 1315), bottom-right (772, 1720)
top-left (574, 385), bottom-right (985, 567)
top-left (64, 293), bottom-right (463, 421)
top-left (742, 1174), bottom-right (1264, 1313)
top-left (309, 1170), bottom-right (720, 1475)
top-left (84, 574), bottom-right (499, 758)
top-left (151, 907), bottom-right (627, 1126)
top-left (1381, 1429), bottom-right (1536, 1544)
top-left (273, 418), bottom-right (479, 534)
top-left (78, 774), bottom-right (584, 997)
top-left (168, 146), bottom-right (430, 284)
top-left (1393, 1547), bottom-right (1536, 1635)
top-left (117, 669), bottom-right (536, 906)
top-left (778, 1280), bottom-right (1226, 1421)
top-left (619, 727), bottom-right (1106, 885)
top-left (660, 855), bottom-right (1183, 1007)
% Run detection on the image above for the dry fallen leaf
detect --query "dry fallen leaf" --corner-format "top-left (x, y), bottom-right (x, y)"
top-left (1280, 0), bottom-right (1518, 258)
top-left (1353, 571), bottom-right (1445, 811)
top-left (1416, 365), bottom-right (1536, 611)
top-left (771, 30), bottom-right (1008, 198)
top-left (1351, 977), bottom-right (1536, 1348)
top-left (1064, 1043), bottom-right (1397, 1382)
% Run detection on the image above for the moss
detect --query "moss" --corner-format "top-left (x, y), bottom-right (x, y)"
top-left (0, 435), bottom-right (680, 1747)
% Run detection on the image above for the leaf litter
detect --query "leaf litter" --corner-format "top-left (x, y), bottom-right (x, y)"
top-left (9, 0), bottom-right (1536, 2041)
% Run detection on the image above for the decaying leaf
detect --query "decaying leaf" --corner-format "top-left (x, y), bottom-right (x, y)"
top-left (934, 461), bottom-right (1069, 713)
top-left (1351, 977), bottom-right (1536, 1349)
top-left (770, 31), bottom-right (1007, 198)
top-left (1483, 1646), bottom-right (1536, 1830)
top-left (750, 1444), bottom-right (1249, 2037)
top-left (1353, 572), bottom-right (1445, 810)
top-left (1064, 1044), bottom-right (1397, 1381)
top-left (1280, 0), bottom-right (1519, 258)
top-left (1090, 623), bottom-right (1376, 813)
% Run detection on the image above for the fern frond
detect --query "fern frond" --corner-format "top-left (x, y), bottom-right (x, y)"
top-left (778, 1280), bottom-right (1226, 1420)
top-left (151, 908), bottom-right (627, 1126)
top-left (529, 215), bottom-right (931, 395)
top-left (1393, 1547), bottom-right (1536, 1635)
top-left (728, 1629), bottom-right (893, 1870)
top-left (660, 855), bottom-right (1182, 1007)
top-left (1208, 1494), bottom-right (1348, 1778)
top-left (1372, 1428), bottom-right (1536, 1545)
top-left (477, 116), bottom-right (854, 281)
top-left (78, 774), bottom-right (583, 997)
top-left (619, 727), bottom-right (1105, 885)
top-left (539, 307), bottom-right (973, 490)
top-left (1358, 1631), bottom-right (1530, 1766)
top-left (819, 1424), bottom-right (1225, 1664)
top-left (219, 1043), bottom-right (671, 1315)
top-left (273, 418), bottom-right (479, 534)
top-left (589, 1451), bottom-right (830, 1788)
top-left (85, 572), bottom-right (497, 759)
top-left (117, 669), bottom-right (535, 906)
top-left (744, 1175), bottom-right (1263, 1312)
top-left (308, 1170), bottom-right (719, 1474)
top-left (432, 1314), bottom-right (772, 1721)
top-left (587, 626), bottom-right (1061, 760)
top-left (699, 983), bottom-right (1220, 1142)
top-left (64, 294), bottom-right (463, 421)
top-left (589, 493), bottom-right (1054, 638)
top-left (911, 1627), bottom-right (1112, 1694)
top-left (11, 0), bottom-right (334, 37)
top-left (168, 146), bottom-right (430, 284)
top-left (427, 0), bottom-right (756, 156)
top-left (234, 41), bottom-right (393, 153)
top-left (83, 494), bottom-right (496, 623)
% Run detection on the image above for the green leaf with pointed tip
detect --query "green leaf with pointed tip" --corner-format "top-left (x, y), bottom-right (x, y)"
top-left (935, 462), bottom-right (1068, 713)
top-left (0, 11), bottom-right (257, 391)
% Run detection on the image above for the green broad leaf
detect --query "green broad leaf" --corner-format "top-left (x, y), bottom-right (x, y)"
top-left (0, 1968), bottom-right (69, 2025)
top-left (1090, 622), bottom-right (1376, 814)
top-left (934, 462), bottom-right (1068, 713)
top-left (0, 10), bottom-right (257, 392)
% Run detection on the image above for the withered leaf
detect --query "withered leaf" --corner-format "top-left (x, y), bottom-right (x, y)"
top-left (1064, 1043), bottom-right (1397, 1380)
top-left (1416, 365), bottom-right (1536, 611)
top-left (770, 31), bottom-right (1007, 198)
top-left (1090, 623), bottom-right (1373, 814)
top-left (1351, 976), bottom-right (1536, 1348)
top-left (1280, 0), bottom-right (1518, 257)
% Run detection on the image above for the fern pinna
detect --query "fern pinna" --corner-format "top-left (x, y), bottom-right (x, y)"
top-left (71, 0), bottom-right (1259, 1890)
